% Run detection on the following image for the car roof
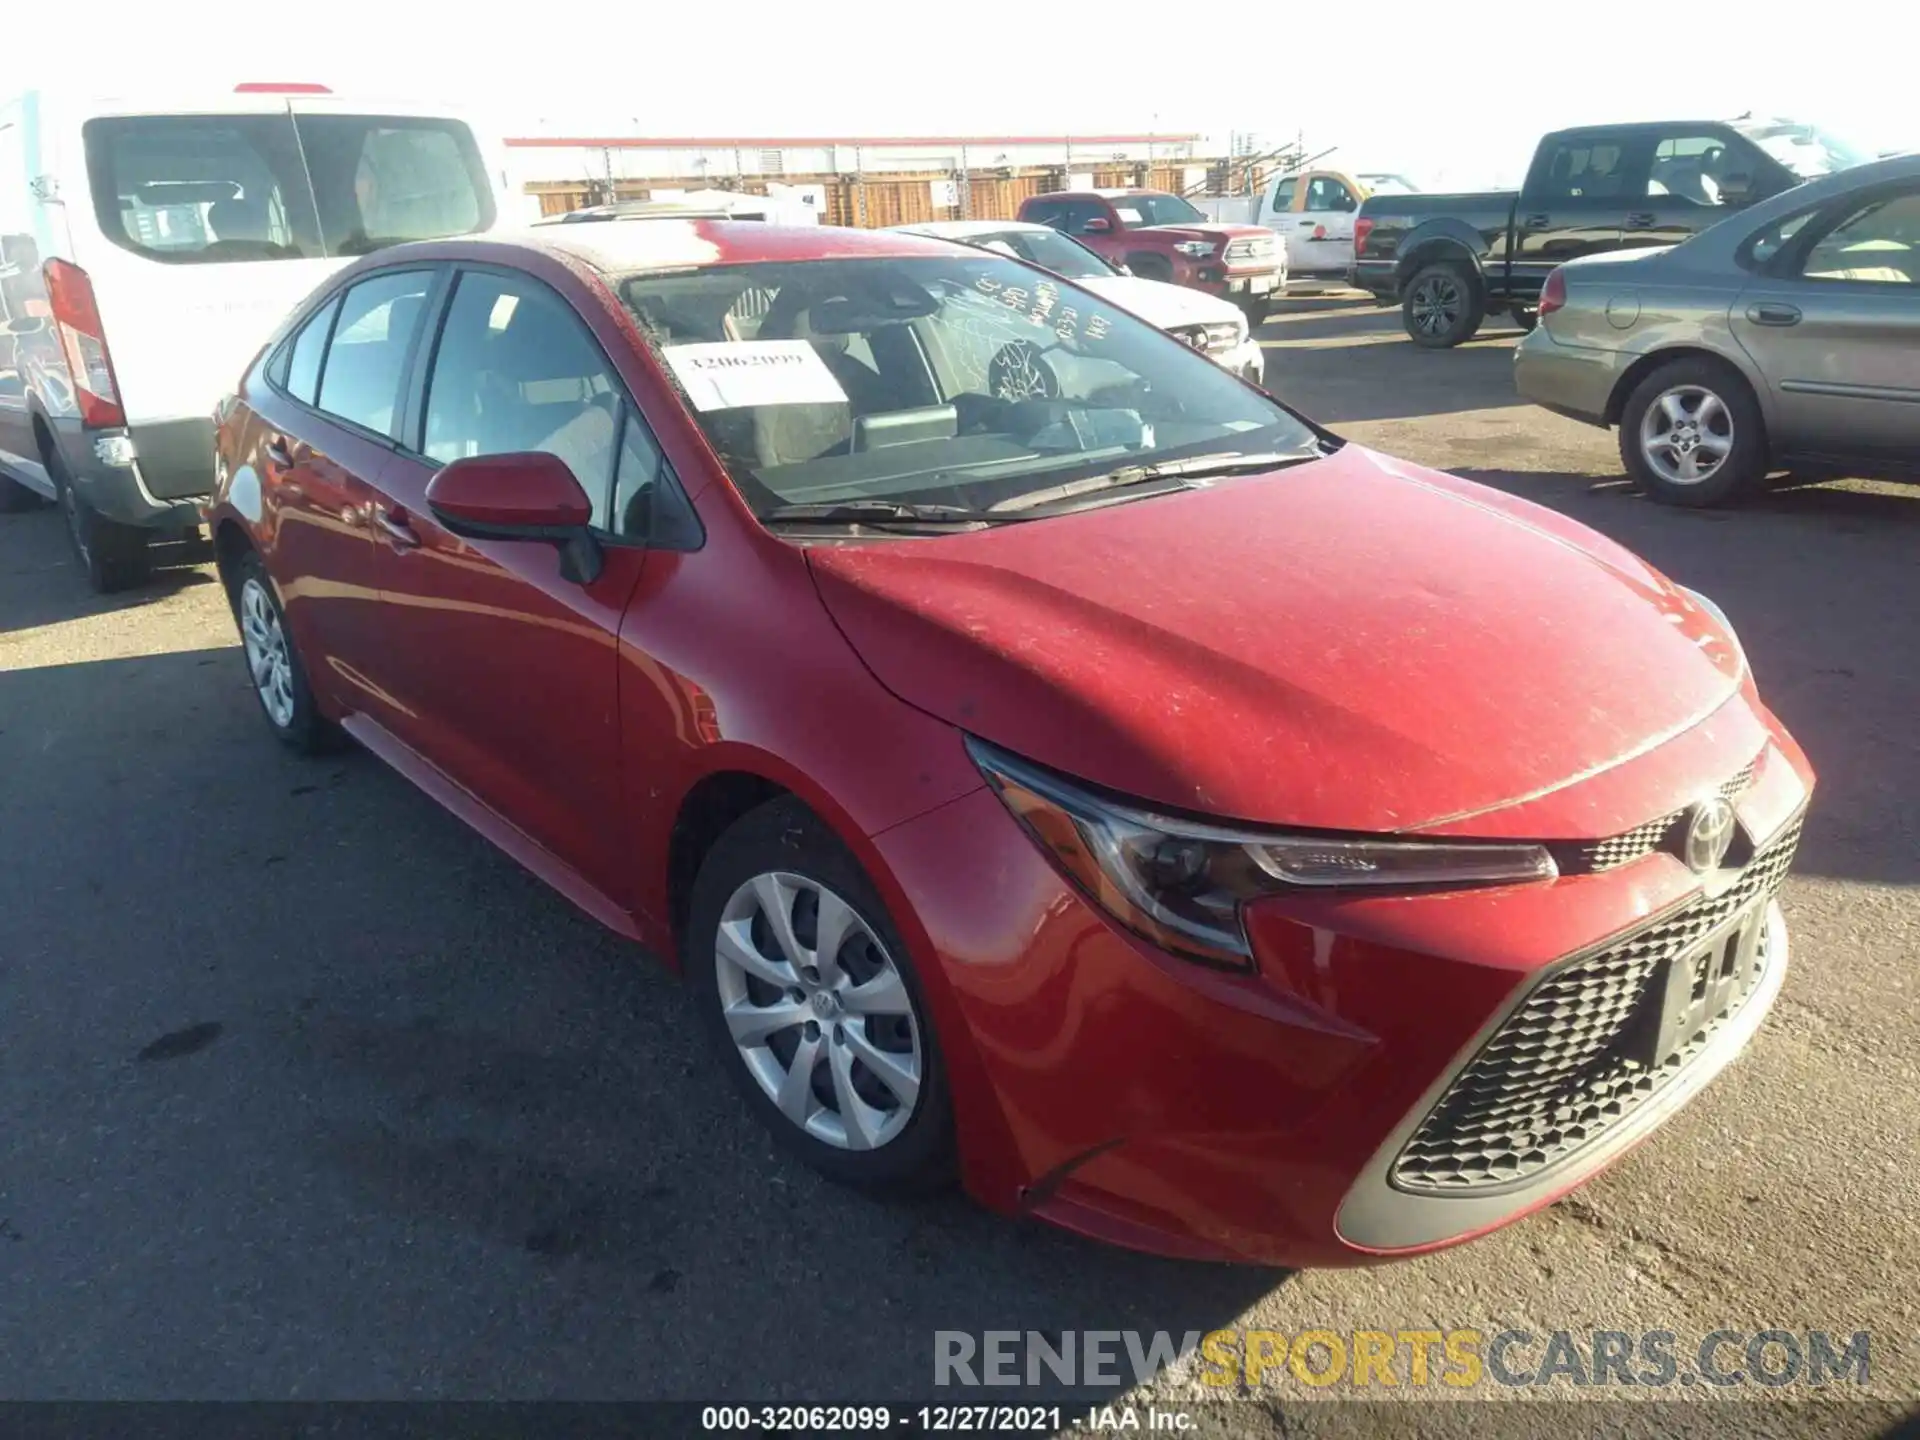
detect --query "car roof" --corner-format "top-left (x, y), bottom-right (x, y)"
top-left (391, 219), bottom-right (961, 277)
top-left (891, 219), bottom-right (1051, 238)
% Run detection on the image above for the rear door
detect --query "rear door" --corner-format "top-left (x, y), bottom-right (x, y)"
top-left (1732, 181), bottom-right (1920, 461)
top-left (70, 105), bottom-right (338, 441)
top-left (364, 264), bottom-right (651, 900)
top-left (1511, 131), bottom-right (1637, 291)
top-left (260, 267), bottom-right (438, 722)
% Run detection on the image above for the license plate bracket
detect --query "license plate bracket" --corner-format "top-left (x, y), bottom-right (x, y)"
top-left (1625, 907), bottom-right (1767, 1069)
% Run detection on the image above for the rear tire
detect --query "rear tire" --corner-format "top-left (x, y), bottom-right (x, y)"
top-left (686, 796), bottom-right (956, 1195)
top-left (1618, 357), bottom-right (1769, 508)
top-left (1510, 305), bottom-right (1539, 333)
top-left (50, 447), bottom-right (151, 593)
top-left (227, 548), bottom-right (344, 754)
top-left (1402, 261), bottom-right (1484, 348)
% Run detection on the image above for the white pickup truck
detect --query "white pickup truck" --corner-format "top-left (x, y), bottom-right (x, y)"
top-left (1197, 169), bottom-right (1421, 282)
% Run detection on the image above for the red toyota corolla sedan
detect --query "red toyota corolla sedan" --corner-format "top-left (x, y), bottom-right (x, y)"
top-left (205, 221), bottom-right (1813, 1266)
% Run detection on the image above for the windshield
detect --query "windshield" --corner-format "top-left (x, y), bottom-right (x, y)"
top-left (620, 254), bottom-right (1314, 524)
top-left (81, 113), bottom-right (494, 264)
top-left (964, 229), bottom-right (1111, 279)
top-left (1729, 119), bottom-right (1871, 179)
top-left (1111, 193), bottom-right (1207, 226)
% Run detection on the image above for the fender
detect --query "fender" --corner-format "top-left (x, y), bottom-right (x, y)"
top-left (1394, 221), bottom-right (1492, 285)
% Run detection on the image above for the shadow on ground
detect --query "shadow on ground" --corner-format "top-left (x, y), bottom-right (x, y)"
top-left (0, 645), bottom-right (1283, 1400)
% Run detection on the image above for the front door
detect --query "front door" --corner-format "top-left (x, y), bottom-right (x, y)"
top-left (1289, 172), bottom-right (1360, 277)
top-left (1732, 181), bottom-right (1920, 462)
top-left (1620, 130), bottom-right (1770, 255)
top-left (365, 266), bottom-right (650, 901)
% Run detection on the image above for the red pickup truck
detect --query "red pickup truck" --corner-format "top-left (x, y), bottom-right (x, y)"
top-left (1016, 188), bottom-right (1285, 321)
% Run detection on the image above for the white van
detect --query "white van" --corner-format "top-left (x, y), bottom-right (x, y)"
top-left (0, 84), bottom-right (515, 590)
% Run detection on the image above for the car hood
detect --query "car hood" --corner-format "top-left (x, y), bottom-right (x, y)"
top-left (1076, 274), bottom-right (1246, 329)
top-left (1138, 222), bottom-right (1269, 244)
top-left (805, 445), bottom-right (1745, 834)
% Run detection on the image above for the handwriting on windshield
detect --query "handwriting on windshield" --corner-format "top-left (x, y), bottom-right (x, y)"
top-left (974, 276), bottom-right (1112, 344)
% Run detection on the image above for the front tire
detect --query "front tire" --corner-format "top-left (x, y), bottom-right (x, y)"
top-left (228, 548), bottom-right (342, 753)
top-left (1618, 358), bottom-right (1768, 508)
top-left (1509, 305), bottom-right (1539, 333)
top-left (687, 797), bottom-right (955, 1194)
top-left (1402, 261), bottom-right (1484, 348)
top-left (1241, 296), bottom-right (1271, 328)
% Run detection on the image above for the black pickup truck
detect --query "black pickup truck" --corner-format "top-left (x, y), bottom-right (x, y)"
top-left (1351, 118), bottom-right (1866, 347)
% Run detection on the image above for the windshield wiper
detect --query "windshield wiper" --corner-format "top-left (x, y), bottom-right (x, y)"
top-left (993, 450), bottom-right (1324, 513)
top-left (761, 499), bottom-right (1030, 527)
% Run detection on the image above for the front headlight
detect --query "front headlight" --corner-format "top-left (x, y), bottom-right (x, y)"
top-left (968, 738), bottom-right (1558, 969)
top-left (1175, 240), bottom-right (1217, 258)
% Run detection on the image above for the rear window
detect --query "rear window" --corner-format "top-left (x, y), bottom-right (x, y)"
top-left (82, 112), bottom-right (494, 265)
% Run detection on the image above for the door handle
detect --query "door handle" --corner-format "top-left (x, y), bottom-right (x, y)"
top-left (375, 506), bottom-right (421, 548)
top-left (1298, 219), bottom-right (1316, 226)
top-left (1624, 211), bottom-right (1657, 229)
top-left (1522, 213), bottom-right (1551, 230)
top-left (1747, 302), bottom-right (1802, 327)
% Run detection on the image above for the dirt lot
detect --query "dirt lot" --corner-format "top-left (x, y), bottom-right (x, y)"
top-left (1, 296), bottom-right (1915, 1427)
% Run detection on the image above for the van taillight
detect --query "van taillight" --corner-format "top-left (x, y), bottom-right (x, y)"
top-left (42, 258), bottom-right (126, 429)
top-left (1538, 266), bottom-right (1569, 318)
top-left (1354, 217), bottom-right (1375, 253)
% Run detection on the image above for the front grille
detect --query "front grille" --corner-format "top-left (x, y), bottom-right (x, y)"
top-left (1555, 756), bottom-right (1760, 875)
top-left (1225, 235), bottom-right (1276, 262)
top-left (1390, 814), bottom-right (1800, 1195)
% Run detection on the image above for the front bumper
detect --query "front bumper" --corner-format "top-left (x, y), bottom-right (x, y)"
top-left (1513, 328), bottom-right (1626, 428)
top-left (872, 712), bottom-right (1812, 1267)
top-left (1218, 337), bottom-right (1264, 385)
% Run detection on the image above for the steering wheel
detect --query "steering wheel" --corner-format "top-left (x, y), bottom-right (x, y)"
top-left (988, 340), bottom-right (1060, 402)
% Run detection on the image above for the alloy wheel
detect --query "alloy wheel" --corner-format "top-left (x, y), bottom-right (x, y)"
top-left (239, 577), bottom-right (296, 728)
top-left (1409, 275), bottom-right (1462, 337)
top-left (1640, 386), bottom-right (1734, 486)
top-left (713, 871), bottom-right (922, 1152)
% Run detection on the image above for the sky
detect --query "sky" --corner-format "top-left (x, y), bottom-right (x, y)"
top-left (15, 1), bottom-right (1917, 190)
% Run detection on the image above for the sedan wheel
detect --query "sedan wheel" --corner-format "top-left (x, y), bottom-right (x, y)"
top-left (1638, 386), bottom-right (1735, 488)
top-left (688, 798), bottom-right (955, 1191)
top-left (1618, 358), bottom-right (1768, 508)
top-left (240, 577), bottom-right (298, 730)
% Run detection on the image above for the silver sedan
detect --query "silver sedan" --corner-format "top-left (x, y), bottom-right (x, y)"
top-left (1513, 153), bottom-right (1920, 506)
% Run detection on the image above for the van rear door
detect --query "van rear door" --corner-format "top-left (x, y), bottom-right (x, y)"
top-left (73, 99), bottom-right (500, 450)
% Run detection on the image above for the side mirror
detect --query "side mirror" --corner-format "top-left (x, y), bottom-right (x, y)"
top-left (425, 451), bottom-right (603, 584)
top-left (1111, 260), bottom-right (1133, 275)
top-left (1080, 217), bottom-right (1112, 234)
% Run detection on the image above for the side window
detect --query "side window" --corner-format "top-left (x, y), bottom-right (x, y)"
top-left (1799, 191), bottom-right (1920, 285)
top-left (1270, 177), bottom-right (1297, 211)
top-left (1023, 200), bottom-right (1064, 231)
top-left (315, 270), bottom-right (432, 435)
top-left (1535, 137), bottom-right (1632, 200)
top-left (1306, 177), bottom-right (1356, 213)
top-left (423, 270), bottom-right (622, 529)
top-left (612, 413), bottom-right (663, 538)
top-left (283, 297), bottom-right (340, 405)
top-left (1649, 134), bottom-right (1745, 206)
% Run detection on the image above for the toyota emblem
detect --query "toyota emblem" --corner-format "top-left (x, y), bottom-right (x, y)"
top-left (1682, 795), bottom-right (1738, 873)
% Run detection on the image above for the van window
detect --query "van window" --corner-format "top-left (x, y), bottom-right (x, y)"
top-left (82, 112), bottom-right (493, 265)
top-left (292, 115), bottom-right (495, 256)
top-left (84, 115), bottom-right (321, 262)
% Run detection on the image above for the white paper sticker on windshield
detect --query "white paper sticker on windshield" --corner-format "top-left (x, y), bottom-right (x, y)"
top-left (663, 341), bottom-right (848, 411)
